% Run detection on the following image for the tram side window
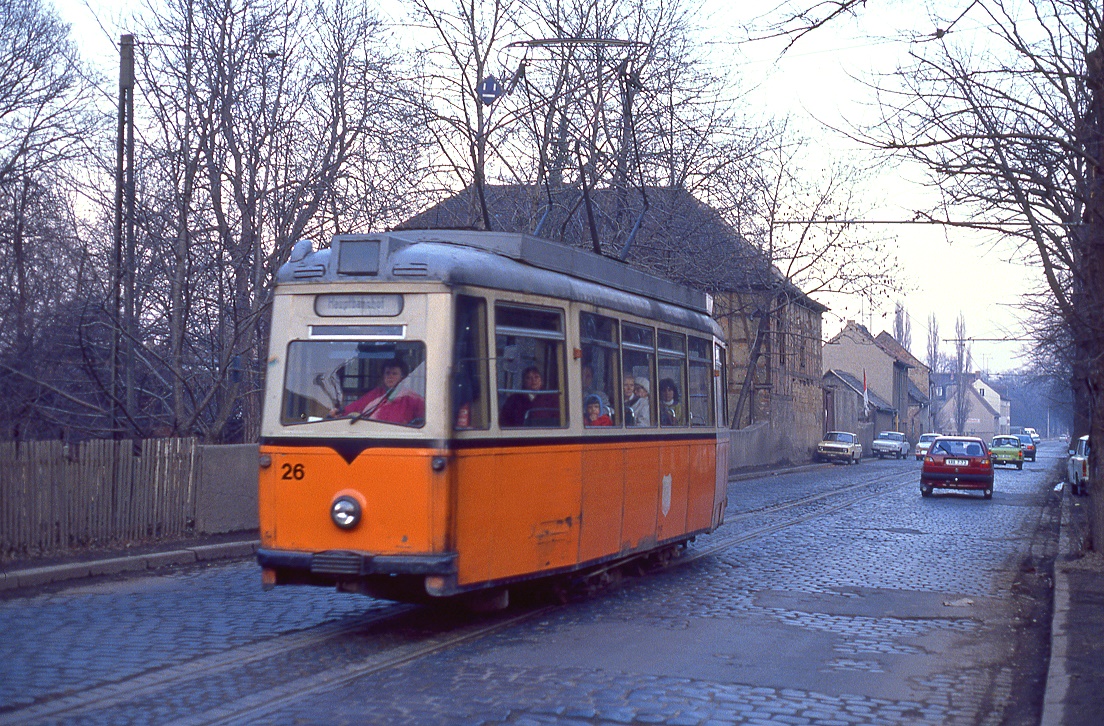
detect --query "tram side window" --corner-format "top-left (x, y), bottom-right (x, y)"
top-left (281, 340), bottom-right (427, 427)
top-left (716, 342), bottom-right (729, 427)
top-left (453, 295), bottom-right (489, 429)
top-left (495, 304), bottom-right (566, 428)
top-left (580, 312), bottom-right (620, 427)
top-left (688, 336), bottom-right (714, 426)
top-left (657, 330), bottom-right (687, 427)
top-left (622, 322), bottom-right (656, 427)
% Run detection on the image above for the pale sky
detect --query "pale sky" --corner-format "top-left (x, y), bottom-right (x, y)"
top-left (698, 0), bottom-right (1038, 373)
top-left (55, 0), bottom-right (1038, 372)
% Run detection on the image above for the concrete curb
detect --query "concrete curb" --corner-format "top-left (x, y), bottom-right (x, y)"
top-left (0, 540), bottom-right (259, 593)
top-left (1040, 485), bottom-right (1071, 726)
top-left (729, 462), bottom-right (827, 483)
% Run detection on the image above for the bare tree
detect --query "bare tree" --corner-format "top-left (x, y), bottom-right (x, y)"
top-left (15, 0), bottom-right (435, 443)
top-left (0, 0), bottom-right (101, 441)
top-left (953, 312), bottom-right (971, 435)
top-left (407, 0), bottom-right (532, 230)
top-left (926, 312), bottom-right (940, 374)
top-left (857, 0), bottom-right (1104, 545)
top-left (894, 302), bottom-right (911, 352)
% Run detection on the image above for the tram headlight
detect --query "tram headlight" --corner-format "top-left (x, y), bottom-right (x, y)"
top-left (330, 496), bottom-right (362, 530)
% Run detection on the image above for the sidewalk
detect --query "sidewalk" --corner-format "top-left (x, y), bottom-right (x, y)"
top-left (1042, 485), bottom-right (1104, 726)
top-left (0, 532), bottom-right (258, 593)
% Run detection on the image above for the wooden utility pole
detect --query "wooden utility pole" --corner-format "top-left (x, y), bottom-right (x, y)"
top-left (113, 34), bottom-right (136, 438)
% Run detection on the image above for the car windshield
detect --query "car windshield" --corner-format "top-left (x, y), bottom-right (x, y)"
top-left (280, 340), bottom-right (427, 427)
top-left (878, 432), bottom-right (903, 441)
top-left (825, 432), bottom-right (853, 443)
top-left (993, 437), bottom-right (1019, 447)
top-left (931, 439), bottom-right (984, 457)
top-left (1017, 435), bottom-right (1034, 446)
top-left (920, 434), bottom-right (938, 442)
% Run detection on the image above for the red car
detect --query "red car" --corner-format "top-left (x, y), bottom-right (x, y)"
top-left (921, 436), bottom-right (994, 499)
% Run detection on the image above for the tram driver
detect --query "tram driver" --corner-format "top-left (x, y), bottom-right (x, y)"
top-left (331, 358), bottom-right (425, 425)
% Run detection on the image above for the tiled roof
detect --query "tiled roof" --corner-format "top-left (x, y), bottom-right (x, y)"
top-left (908, 379), bottom-right (929, 405)
top-left (874, 331), bottom-right (926, 370)
top-left (398, 184), bottom-right (827, 311)
top-left (825, 369), bottom-right (896, 412)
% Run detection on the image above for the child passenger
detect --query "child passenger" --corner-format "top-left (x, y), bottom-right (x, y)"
top-left (583, 394), bottom-right (613, 427)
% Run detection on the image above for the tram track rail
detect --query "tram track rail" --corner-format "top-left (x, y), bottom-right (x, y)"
top-left (1, 468), bottom-right (915, 726)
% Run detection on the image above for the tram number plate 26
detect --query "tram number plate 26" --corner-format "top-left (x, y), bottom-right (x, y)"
top-left (280, 462), bottom-right (306, 480)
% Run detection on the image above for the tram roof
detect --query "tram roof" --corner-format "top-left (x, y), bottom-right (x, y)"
top-left (277, 230), bottom-right (722, 336)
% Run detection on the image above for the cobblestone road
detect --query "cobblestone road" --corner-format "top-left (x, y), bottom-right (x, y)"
top-left (0, 445), bottom-right (1062, 725)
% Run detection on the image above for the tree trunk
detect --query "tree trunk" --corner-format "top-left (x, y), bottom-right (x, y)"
top-left (1083, 44), bottom-right (1104, 551)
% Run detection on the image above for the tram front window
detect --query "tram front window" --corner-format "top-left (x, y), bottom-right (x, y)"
top-left (281, 341), bottom-right (427, 427)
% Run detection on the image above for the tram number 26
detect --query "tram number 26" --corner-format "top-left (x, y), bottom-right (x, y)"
top-left (281, 463), bottom-right (306, 480)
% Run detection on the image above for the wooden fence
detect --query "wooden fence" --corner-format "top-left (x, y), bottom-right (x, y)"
top-left (0, 438), bottom-right (198, 561)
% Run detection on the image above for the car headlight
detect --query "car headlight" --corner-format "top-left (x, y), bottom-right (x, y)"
top-left (330, 496), bottom-right (362, 530)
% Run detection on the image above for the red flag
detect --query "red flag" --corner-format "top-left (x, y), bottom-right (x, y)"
top-left (863, 369), bottom-right (869, 411)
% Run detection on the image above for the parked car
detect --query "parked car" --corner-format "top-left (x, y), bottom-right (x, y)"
top-left (1015, 434), bottom-right (1037, 462)
top-left (915, 433), bottom-right (940, 461)
top-left (921, 436), bottom-right (994, 499)
top-left (1068, 435), bottom-right (1090, 496)
top-left (1024, 427), bottom-right (1041, 444)
top-left (990, 435), bottom-right (1024, 470)
top-left (817, 431), bottom-right (862, 464)
top-left (872, 431), bottom-right (910, 459)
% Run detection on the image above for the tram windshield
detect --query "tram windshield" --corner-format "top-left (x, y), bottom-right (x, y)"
top-left (281, 341), bottom-right (427, 427)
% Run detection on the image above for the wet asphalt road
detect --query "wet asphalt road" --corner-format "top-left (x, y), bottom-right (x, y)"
top-left (0, 444), bottom-right (1063, 725)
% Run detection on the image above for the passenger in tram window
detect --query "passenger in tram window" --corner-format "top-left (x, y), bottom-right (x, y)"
top-left (659, 378), bottom-right (683, 426)
top-left (500, 366), bottom-right (561, 427)
top-left (628, 377), bottom-right (651, 426)
top-left (334, 358), bottom-right (425, 425)
top-left (623, 374), bottom-right (638, 426)
top-left (583, 395), bottom-right (613, 427)
top-left (581, 362), bottom-right (612, 420)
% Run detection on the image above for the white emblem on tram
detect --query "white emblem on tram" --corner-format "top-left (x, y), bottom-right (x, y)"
top-left (661, 474), bottom-right (672, 516)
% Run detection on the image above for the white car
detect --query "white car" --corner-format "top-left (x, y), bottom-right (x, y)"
top-left (915, 433), bottom-right (940, 461)
top-left (1024, 427), bottom-right (1041, 444)
top-left (817, 431), bottom-right (863, 464)
top-left (872, 431), bottom-right (910, 459)
top-left (1068, 435), bottom-right (1089, 496)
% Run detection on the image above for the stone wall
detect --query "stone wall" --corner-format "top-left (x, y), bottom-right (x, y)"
top-left (195, 444), bottom-right (259, 534)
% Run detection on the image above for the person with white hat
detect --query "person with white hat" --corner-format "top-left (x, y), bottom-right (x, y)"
top-left (629, 376), bottom-right (651, 426)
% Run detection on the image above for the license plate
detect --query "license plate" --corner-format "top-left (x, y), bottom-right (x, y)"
top-left (946, 458), bottom-right (969, 466)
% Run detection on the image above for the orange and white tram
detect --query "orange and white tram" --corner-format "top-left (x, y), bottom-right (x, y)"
top-left (257, 230), bottom-right (731, 604)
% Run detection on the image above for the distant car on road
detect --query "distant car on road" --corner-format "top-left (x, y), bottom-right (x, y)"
top-left (1024, 427), bottom-right (1041, 444)
top-left (915, 433), bottom-right (940, 461)
top-left (1068, 435), bottom-right (1090, 496)
top-left (921, 436), bottom-right (994, 499)
top-left (872, 431), bottom-right (911, 459)
top-left (990, 435), bottom-right (1024, 470)
top-left (817, 431), bottom-right (862, 464)
top-left (1015, 434), bottom-right (1037, 462)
